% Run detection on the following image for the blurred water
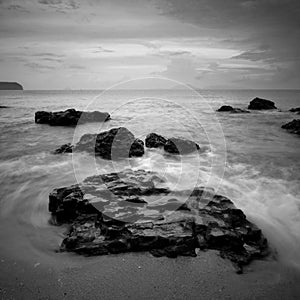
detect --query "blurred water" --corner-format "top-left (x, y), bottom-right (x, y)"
top-left (0, 88), bottom-right (299, 267)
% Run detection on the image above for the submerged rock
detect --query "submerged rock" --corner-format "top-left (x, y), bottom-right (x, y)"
top-left (55, 127), bottom-right (144, 159)
top-left (248, 97), bottom-right (277, 110)
top-left (217, 106), bottom-right (250, 113)
top-left (49, 169), bottom-right (269, 273)
top-left (35, 108), bottom-right (110, 126)
top-left (145, 133), bottom-right (200, 155)
top-left (281, 119), bottom-right (300, 135)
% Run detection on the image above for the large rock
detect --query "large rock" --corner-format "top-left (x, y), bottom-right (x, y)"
top-left (289, 107), bottom-right (300, 114)
top-left (55, 127), bottom-right (145, 159)
top-left (35, 108), bottom-right (110, 126)
top-left (164, 137), bottom-right (200, 155)
top-left (281, 119), bottom-right (300, 135)
top-left (145, 133), bottom-right (168, 148)
top-left (217, 105), bottom-right (250, 113)
top-left (49, 169), bottom-right (269, 273)
top-left (248, 97), bottom-right (277, 110)
top-left (145, 133), bottom-right (200, 155)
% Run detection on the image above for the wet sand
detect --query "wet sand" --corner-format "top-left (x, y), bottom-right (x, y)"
top-left (1, 247), bottom-right (300, 300)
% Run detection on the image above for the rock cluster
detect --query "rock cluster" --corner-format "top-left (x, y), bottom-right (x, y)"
top-left (248, 97), bottom-right (277, 110)
top-left (49, 169), bottom-right (269, 273)
top-left (35, 108), bottom-right (110, 126)
top-left (55, 127), bottom-right (144, 159)
top-left (281, 119), bottom-right (300, 135)
top-left (55, 129), bottom-right (201, 158)
top-left (145, 133), bottom-right (200, 154)
top-left (217, 106), bottom-right (250, 113)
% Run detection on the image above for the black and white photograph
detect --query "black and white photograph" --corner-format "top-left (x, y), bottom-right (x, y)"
top-left (0, 0), bottom-right (300, 299)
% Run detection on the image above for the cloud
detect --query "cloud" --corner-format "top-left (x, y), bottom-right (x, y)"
top-left (38, 0), bottom-right (79, 10)
top-left (93, 46), bottom-right (115, 54)
top-left (24, 62), bottom-right (57, 71)
top-left (231, 49), bottom-right (270, 62)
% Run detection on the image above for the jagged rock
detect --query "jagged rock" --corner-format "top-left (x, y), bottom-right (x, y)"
top-left (164, 137), bottom-right (200, 154)
top-left (248, 97), bottom-right (277, 110)
top-left (54, 143), bottom-right (73, 154)
top-left (54, 127), bottom-right (145, 159)
top-left (281, 119), bottom-right (300, 135)
top-left (35, 108), bottom-right (110, 126)
top-left (289, 107), bottom-right (300, 114)
top-left (49, 169), bottom-right (269, 273)
top-left (145, 133), bottom-right (200, 155)
top-left (217, 106), bottom-right (250, 113)
top-left (145, 133), bottom-right (168, 148)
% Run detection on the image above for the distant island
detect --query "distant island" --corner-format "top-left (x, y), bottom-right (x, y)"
top-left (0, 82), bottom-right (23, 90)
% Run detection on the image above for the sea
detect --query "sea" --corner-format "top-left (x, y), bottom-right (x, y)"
top-left (0, 87), bottom-right (299, 269)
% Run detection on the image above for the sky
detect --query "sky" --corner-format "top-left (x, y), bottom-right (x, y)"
top-left (0, 0), bottom-right (299, 89)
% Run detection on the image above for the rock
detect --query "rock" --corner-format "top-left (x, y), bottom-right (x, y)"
top-left (281, 119), bottom-right (300, 135)
top-left (145, 133), bottom-right (201, 155)
top-left (289, 107), bottom-right (300, 113)
top-left (248, 97), bottom-right (277, 110)
top-left (164, 137), bottom-right (200, 154)
top-left (217, 106), bottom-right (250, 113)
top-left (145, 133), bottom-right (168, 148)
top-left (55, 127), bottom-right (145, 159)
top-left (35, 108), bottom-right (110, 126)
top-left (0, 105), bottom-right (9, 108)
top-left (0, 82), bottom-right (23, 90)
top-left (49, 169), bottom-right (269, 272)
top-left (54, 143), bottom-right (73, 154)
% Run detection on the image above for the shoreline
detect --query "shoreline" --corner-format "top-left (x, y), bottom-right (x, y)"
top-left (1, 246), bottom-right (300, 299)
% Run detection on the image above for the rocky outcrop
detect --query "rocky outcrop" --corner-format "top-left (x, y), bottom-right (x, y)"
top-left (55, 127), bottom-right (145, 159)
top-left (0, 82), bottom-right (23, 90)
top-left (35, 109), bottom-right (110, 126)
top-left (248, 97), bottom-right (277, 110)
top-left (145, 133), bottom-right (168, 148)
top-left (281, 119), bottom-right (300, 135)
top-left (217, 106), bottom-right (250, 113)
top-left (145, 133), bottom-right (200, 155)
top-left (49, 169), bottom-right (269, 273)
top-left (289, 107), bottom-right (300, 114)
top-left (164, 138), bottom-right (200, 154)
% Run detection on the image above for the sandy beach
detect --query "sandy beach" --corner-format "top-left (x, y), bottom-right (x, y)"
top-left (1, 244), bottom-right (300, 300)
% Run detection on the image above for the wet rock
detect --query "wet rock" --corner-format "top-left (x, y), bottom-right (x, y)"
top-left (146, 133), bottom-right (200, 155)
top-left (289, 107), bottom-right (300, 114)
top-left (217, 106), bottom-right (250, 113)
top-left (145, 133), bottom-right (168, 148)
top-left (248, 97), bottom-right (277, 110)
top-left (54, 143), bottom-right (73, 154)
top-left (54, 127), bottom-right (145, 159)
top-left (281, 119), bottom-right (300, 135)
top-left (164, 137), bottom-right (200, 155)
top-left (49, 169), bottom-right (269, 272)
top-left (35, 108), bottom-right (110, 126)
